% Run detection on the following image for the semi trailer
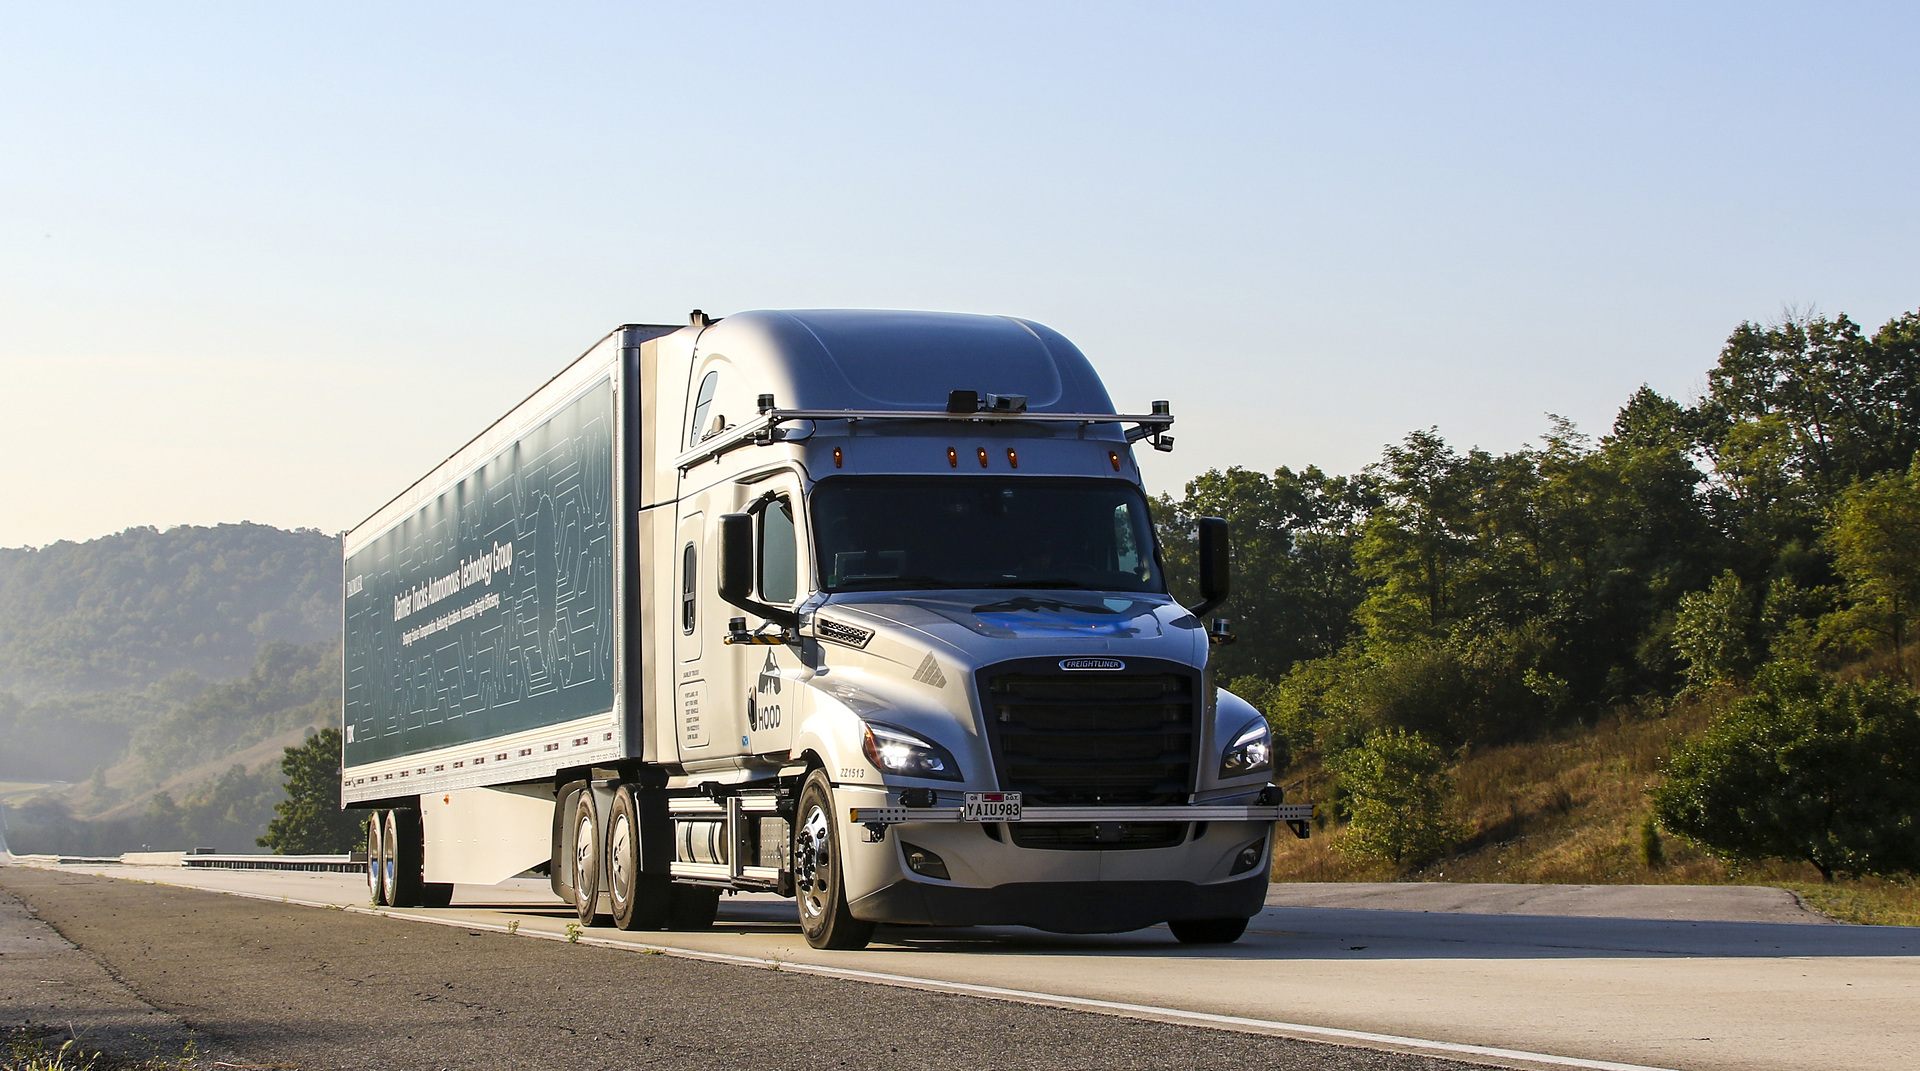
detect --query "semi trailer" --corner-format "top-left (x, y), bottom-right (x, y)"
top-left (341, 309), bottom-right (1309, 949)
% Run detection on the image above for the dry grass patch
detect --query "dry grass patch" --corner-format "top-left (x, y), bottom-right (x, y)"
top-left (1268, 699), bottom-right (1920, 926)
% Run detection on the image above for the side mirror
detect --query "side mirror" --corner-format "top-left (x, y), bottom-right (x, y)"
top-left (717, 512), bottom-right (798, 628)
top-left (1192, 516), bottom-right (1231, 618)
top-left (718, 513), bottom-right (754, 606)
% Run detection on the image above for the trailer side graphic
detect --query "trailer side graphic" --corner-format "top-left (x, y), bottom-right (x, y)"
top-left (343, 379), bottom-right (616, 766)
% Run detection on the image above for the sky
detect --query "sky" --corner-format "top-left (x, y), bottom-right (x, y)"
top-left (2, 2), bottom-right (1917, 548)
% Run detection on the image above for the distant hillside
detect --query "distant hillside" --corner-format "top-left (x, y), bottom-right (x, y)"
top-left (0, 522), bottom-right (340, 700)
top-left (0, 523), bottom-right (341, 791)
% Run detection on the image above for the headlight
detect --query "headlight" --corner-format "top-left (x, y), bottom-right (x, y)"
top-left (1219, 717), bottom-right (1274, 778)
top-left (861, 721), bottom-right (963, 781)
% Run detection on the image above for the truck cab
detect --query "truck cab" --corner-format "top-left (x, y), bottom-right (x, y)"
top-left (657, 310), bottom-right (1302, 948)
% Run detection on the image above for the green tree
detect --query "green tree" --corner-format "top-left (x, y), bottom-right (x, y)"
top-left (1652, 662), bottom-right (1920, 881)
top-left (1824, 461), bottom-right (1920, 673)
top-left (1672, 571), bottom-right (1759, 689)
top-left (1327, 727), bottom-right (1459, 866)
top-left (258, 727), bottom-right (361, 854)
top-left (1155, 465), bottom-right (1373, 680)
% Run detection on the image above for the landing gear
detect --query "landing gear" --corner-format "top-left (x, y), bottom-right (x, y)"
top-left (1169, 917), bottom-right (1250, 944)
top-left (794, 770), bottom-right (874, 950)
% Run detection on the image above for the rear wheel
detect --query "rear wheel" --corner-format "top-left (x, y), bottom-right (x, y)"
top-left (385, 809), bottom-right (424, 907)
top-left (1168, 917), bottom-right (1249, 944)
top-left (572, 791), bottom-right (610, 927)
top-left (608, 785), bottom-right (670, 931)
top-left (794, 770), bottom-right (874, 950)
top-left (366, 812), bottom-right (387, 906)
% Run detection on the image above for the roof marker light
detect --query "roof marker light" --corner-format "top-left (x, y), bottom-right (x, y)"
top-left (947, 447), bottom-right (958, 468)
top-left (833, 446), bottom-right (843, 469)
top-left (1006, 448), bottom-right (1018, 468)
top-left (977, 447), bottom-right (989, 468)
top-left (1109, 450), bottom-right (1121, 471)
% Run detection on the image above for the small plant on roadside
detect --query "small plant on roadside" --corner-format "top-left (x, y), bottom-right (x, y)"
top-left (505, 919), bottom-right (520, 935)
top-left (564, 922), bottom-right (583, 944)
top-left (1637, 812), bottom-right (1665, 868)
top-left (1326, 727), bottom-right (1461, 867)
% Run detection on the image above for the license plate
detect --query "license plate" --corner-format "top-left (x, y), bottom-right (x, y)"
top-left (963, 791), bottom-right (1022, 822)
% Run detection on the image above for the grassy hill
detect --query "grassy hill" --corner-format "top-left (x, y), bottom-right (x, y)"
top-left (1271, 688), bottom-right (1920, 926)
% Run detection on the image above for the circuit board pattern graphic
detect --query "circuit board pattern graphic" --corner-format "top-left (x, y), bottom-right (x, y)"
top-left (342, 380), bottom-right (616, 767)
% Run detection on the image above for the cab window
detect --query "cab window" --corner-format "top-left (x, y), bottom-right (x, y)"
top-left (688, 371), bottom-right (719, 448)
top-left (758, 496), bottom-right (798, 605)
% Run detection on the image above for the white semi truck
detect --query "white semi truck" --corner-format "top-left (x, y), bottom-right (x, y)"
top-left (341, 309), bottom-right (1308, 949)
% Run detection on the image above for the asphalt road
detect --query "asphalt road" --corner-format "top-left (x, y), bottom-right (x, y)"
top-left (6, 862), bottom-right (1918, 1071)
top-left (1, 867), bottom-right (1472, 1071)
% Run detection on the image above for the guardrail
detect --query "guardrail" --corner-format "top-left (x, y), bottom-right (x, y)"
top-left (183, 853), bottom-right (364, 874)
top-left (4, 850), bottom-right (364, 874)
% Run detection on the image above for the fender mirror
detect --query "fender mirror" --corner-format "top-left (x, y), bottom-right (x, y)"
top-left (1192, 516), bottom-right (1231, 619)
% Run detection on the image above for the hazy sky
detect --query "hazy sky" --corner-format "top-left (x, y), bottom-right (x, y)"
top-left (3, 3), bottom-right (1916, 548)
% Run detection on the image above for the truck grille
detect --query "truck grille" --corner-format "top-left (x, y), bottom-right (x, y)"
top-left (982, 665), bottom-right (1197, 806)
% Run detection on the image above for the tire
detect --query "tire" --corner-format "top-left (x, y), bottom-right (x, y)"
top-left (386, 809), bottom-right (424, 908)
top-left (668, 886), bottom-right (721, 931)
top-left (1168, 917), bottom-right (1249, 944)
top-left (608, 785), bottom-right (670, 931)
top-left (572, 790), bottom-right (611, 927)
top-left (366, 812), bottom-right (387, 906)
top-left (378, 810), bottom-right (400, 906)
top-left (793, 770), bottom-right (874, 950)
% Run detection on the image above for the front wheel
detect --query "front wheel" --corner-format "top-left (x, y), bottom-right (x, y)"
top-left (793, 770), bottom-right (874, 950)
top-left (1168, 917), bottom-right (1249, 944)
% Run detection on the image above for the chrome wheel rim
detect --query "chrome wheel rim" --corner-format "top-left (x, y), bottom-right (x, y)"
top-left (796, 801), bottom-right (832, 923)
top-left (575, 812), bottom-right (596, 903)
top-left (366, 816), bottom-right (382, 900)
top-left (608, 810), bottom-right (634, 910)
top-left (380, 814), bottom-right (396, 899)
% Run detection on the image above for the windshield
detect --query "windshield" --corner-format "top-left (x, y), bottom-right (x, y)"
top-left (811, 477), bottom-right (1165, 593)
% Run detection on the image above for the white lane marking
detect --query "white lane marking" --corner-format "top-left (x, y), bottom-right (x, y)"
top-left (42, 865), bottom-right (1679, 1071)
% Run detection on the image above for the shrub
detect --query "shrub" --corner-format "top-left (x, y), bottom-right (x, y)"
top-left (1652, 662), bottom-right (1920, 880)
top-left (1326, 727), bottom-right (1460, 866)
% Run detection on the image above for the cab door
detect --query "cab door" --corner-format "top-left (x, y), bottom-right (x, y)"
top-left (724, 473), bottom-right (809, 759)
top-left (673, 511), bottom-right (710, 756)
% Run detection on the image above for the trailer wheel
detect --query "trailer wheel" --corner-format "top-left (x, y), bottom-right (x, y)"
top-left (608, 785), bottom-right (669, 931)
top-left (386, 809), bottom-right (425, 907)
top-left (572, 791), bottom-right (611, 927)
top-left (1168, 917), bottom-right (1249, 944)
top-left (366, 811), bottom-right (387, 906)
top-left (794, 770), bottom-right (874, 950)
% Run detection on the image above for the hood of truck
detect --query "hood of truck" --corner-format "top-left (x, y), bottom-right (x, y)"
top-left (815, 590), bottom-right (1205, 669)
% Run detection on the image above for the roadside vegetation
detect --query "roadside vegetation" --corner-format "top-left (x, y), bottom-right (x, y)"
top-left (1160, 306), bottom-right (1920, 923)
